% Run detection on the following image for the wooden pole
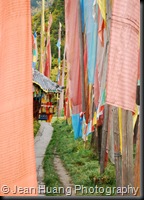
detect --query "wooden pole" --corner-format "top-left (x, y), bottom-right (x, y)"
top-left (58, 22), bottom-right (61, 73)
top-left (121, 109), bottom-right (133, 196)
top-left (134, 121), bottom-right (140, 196)
top-left (121, 110), bottom-right (128, 188)
top-left (58, 46), bottom-right (65, 116)
top-left (113, 107), bottom-right (122, 191)
top-left (100, 0), bottom-right (112, 174)
top-left (57, 22), bottom-right (62, 117)
top-left (98, 125), bottom-right (102, 163)
top-left (133, 86), bottom-right (140, 198)
top-left (39, 0), bottom-right (45, 73)
top-left (126, 110), bottom-right (133, 192)
top-left (100, 104), bottom-right (109, 174)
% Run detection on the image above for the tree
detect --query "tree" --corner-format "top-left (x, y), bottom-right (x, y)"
top-left (32, 0), bottom-right (65, 69)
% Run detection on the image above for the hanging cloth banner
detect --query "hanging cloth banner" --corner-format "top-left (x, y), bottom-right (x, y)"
top-left (83, 0), bottom-right (98, 84)
top-left (65, 0), bottom-right (82, 114)
top-left (56, 22), bottom-right (62, 85)
top-left (56, 39), bottom-right (61, 49)
top-left (44, 13), bottom-right (53, 78)
top-left (94, 7), bottom-right (108, 120)
top-left (72, 114), bottom-right (82, 139)
top-left (32, 32), bottom-right (38, 69)
top-left (80, 0), bottom-right (85, 33)
top-left (97, 0), bottom-right (106, 23)
top-left (0, 0), bottom-right (37, 196)
top-left (106, 0), bottom-right (140, 112)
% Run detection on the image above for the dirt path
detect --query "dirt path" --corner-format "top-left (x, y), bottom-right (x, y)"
top-left (35, 121), bottom-right (76, 196)
top-left (34, 121), bottom-right (53, 196)
top-left (53, 149), bottom-right (76, 196)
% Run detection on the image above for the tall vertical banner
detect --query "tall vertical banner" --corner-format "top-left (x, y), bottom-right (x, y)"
top-left (65, 0), bottom-right (82, 114)
top-left (39, 0), bottom-right (45, 74)
top-left (58, 47), bottom-right (66, 114)
top-left (44, 13), bottom-right (53, 78)
top-left (106, 0), bottom-right (140, 112)
top-left (56, 22), bottom-right (62, 85)
top-left (32, 31), bottom-right (38, 69)
top-left (56, 22), bottom-right (62, 117)
top-left (0, 0), bottom-right (37, 196)
top-left (65, 0), bottom-right (83, 139)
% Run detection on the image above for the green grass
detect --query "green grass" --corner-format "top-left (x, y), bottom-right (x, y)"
top-left (33, 120), bottom-right (40, 137)
top-left (43, 121), bottom-right (63, 196)
top-left (43, 118), bottom-right (116, 196)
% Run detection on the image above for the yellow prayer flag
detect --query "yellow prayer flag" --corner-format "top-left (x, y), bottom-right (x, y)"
top-left (133, 104), bottom-right (138, 130)
top-left (93, 111), bottom-right (97, 126)
top-left (97, 0), bottom-right (106, 22)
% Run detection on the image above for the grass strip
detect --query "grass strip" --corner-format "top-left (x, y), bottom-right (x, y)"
top-left (34, 120), bottom-right (41, 137)
top-left (43, 118), bottom-right (116, 196)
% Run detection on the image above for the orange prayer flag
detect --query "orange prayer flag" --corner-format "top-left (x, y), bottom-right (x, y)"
top-left (0, 0), bottom-right (37, 196)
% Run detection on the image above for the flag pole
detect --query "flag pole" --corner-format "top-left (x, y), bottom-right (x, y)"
top-left (57, 22), bottom-right (62, 117)
top-left (100, 0), bottom-right (112, 174)
top-left (44, 13), bottom-right (52, 78)
top-left (58, 45), bottom-right (66, 116)
top-left (58, 22), bottom-right (61, 78)
top-left (39, 0), bottom-right (45, 73)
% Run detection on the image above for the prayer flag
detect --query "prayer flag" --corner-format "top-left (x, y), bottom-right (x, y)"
top-left (0, 0), bottom-right (37, 196)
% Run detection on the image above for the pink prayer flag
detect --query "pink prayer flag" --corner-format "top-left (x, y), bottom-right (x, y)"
top-left (106, 0), bottom-right (140, 112)
top-left (65, 0), bottom-right (82, 114)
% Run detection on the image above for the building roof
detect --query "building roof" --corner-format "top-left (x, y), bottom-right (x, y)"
top-left (33, 69), bottom-right (62, 93)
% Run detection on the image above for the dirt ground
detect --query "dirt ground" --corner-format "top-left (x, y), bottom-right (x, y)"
top-left (53, 149), bottom-right (75, 196)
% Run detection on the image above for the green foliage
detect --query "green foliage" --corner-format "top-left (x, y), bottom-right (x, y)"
top-left (32, 0), bottom-right (65, 66)
top-left (49, 0), bottom-right (65, 59)
top-left (31, 0), bottom-right (54, 15)
top-left (43, 120), bottom-right (65, 196)
top-left (34, 120), bottom-right (41, 137)
top-left (43, 119), bottom-right (116, 196)
top-left (50, 66), bottom-right (58, 82)
top-left (31, 0), bottom-right (67, 89)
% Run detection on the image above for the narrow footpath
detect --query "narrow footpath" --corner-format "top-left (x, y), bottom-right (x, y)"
top-left (34, 120), bottom-right (75, 196)
top-left (34, 121), bottom-right (53, 195)
top-left (53, 149), bottom-right (75, 196)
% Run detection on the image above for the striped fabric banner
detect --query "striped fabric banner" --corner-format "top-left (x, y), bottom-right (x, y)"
top-left (106, 0), bottom-right (140, 112)
top-left (0, 0), bottom-right (37, 196)
top-left (65, 0), bottom-right (82, 114)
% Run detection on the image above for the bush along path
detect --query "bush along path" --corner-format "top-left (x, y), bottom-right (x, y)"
top-left (34, 120), bottom-right (41, 137)
top-left (43, 118), bottom-right (116, 197)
